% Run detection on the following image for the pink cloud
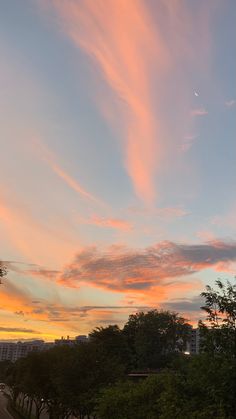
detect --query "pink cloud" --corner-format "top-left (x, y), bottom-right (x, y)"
top-left (41, 0), bottom-right (215, 204)
top-left (191, 108), bottom-right (208, 116)
top-left (47, 0), bottom-right (170, 204)
top-left (57, 240), bottom-right (236, 297)
top-left (196, 230), bottom-right (216, 242)
top-left (214, 261), bottom-right (236, 273)
top-left (88, 215), bottom-right (133, 231)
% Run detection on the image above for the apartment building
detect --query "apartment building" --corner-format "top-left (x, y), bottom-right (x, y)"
top-left (0, 340), bottom-right (45, 362)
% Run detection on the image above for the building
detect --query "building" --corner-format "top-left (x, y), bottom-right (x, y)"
top-left (75, 335), bottom-right (88, 343)
top-left (54, 336), bottom-right (75, 346)
top-left (187, 328), bottom-right (201, 354)
top-left (0, 342), bottom-right (15, 362)
top-left (0, 335), bottom-right (89, 361)
top-left (0, 340), bottom-right (45, 362)
top-left (54, 335), bottom-right (88, 346)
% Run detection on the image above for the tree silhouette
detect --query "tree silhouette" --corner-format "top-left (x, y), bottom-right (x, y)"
top-left (200, 278), bottom-right (236, 358)
top-left (0, 261), bottom-right (7, 283)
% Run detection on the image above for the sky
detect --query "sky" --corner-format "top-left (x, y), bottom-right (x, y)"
top-left (0, 0), bottom-right (236, 341)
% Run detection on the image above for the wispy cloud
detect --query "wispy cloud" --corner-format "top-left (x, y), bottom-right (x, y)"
top-left (0, 273), bottom-right (151, 330)
top-left (191, 108), bottom-right (208, 116)
top-left (33, 139), bottom-right (105, 207)
top-left (162, 295), bottom-right (206, 324)
top-left (163, 295), bottom-right (204, 313)
top-left (42, 0), bottom-right (215, 204)
top-left (4, 260), bottom-right (60, 281)
top-left (85, 215), bottom-right (133, 231)
top-left (27, 268), bottom-right (60, 280)
top-left (47, 0), bottom-right (169, 203)
top-left (0, 326), bottom-right (41, 334)
top-left (0, 279), bottom-right (44, 322)
top-left (225, 99), bottom-right (236, 107)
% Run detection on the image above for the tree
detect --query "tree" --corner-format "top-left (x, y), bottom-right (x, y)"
top-left (89, 325), bottom-right (130, 368)
top-left (200, 279), bottom-right (236, 357)
top-left (186, 353), bottom-right (236, 419)
top-left (0, 261), bottom-right (7, 283)
top-left (123, 310), bottom-right (191, 369)
top-left (98, 364), bottom-right (232, 419)
top-left (52, 342), bottom-right (125, 418)
top-left (97, 376), bottom-right (165, 419)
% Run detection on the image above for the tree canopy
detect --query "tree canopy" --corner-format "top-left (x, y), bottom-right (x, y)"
top-left (1, 279), bottom-right (236, 418)
top-left (123, 309), bottom-right (191, 368)
top-left (200, 278), bottom-right (236, 357)
top-left (0, 261), bottom-right (7, 281)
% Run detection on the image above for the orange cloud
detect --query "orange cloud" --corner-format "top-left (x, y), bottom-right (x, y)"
top-left (87, 215), bottom-right (133, 231)
top-left (1, 276), bottom-right (152, 336)
top-left (214, 261), bottom-right (236, 273)
top-left (45, 0), bottom-right (172, 203)
top-left (43, 0), bottom-right (217, 204)
top-left (0, 281), bottom-right (68, 339)
top-left (57, 240), bottom-right (236, 298)
top-left (0, 280), bottom-right (32, 313)
top-left (50, 238), bottom-right (236, 315)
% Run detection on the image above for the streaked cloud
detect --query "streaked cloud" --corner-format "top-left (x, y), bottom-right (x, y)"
top-left (47, 0), bottom-right (168, 203)
top-left (43, 0), bottom-right (214, 203)
top-left (58, 240), bottom-right (236, 293)
top-left (26, 268), bottom-right (60, 280)
top-left (163, 295), bottom-right (204, 313)
top-left (162, 295), bottom-right (206, 324)
top-left (0, 274), bottom-right (151, 331)
top-left (191, 108), bottom-right (208, 116)
top-left (2, 261), bottom-right (60, 283)
top-left (0, 326), bottom-right (41, 334)
top-left (33, 139), bottom-right (105, 206)
top-left (0, 280), bottom-right (43, 322)
top-left (85, 215), bottom-right (133, 231)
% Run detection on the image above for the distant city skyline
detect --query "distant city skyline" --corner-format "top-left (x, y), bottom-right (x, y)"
top-left (0, 0), bottom-right (236, 341)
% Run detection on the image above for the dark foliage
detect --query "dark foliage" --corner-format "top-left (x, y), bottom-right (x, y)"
top-left (1, 279), bottom-right (236, 418)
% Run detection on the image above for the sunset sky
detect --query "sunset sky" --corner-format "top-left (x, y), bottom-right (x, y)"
top-left (0, 0), bottom-right (236, 341)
